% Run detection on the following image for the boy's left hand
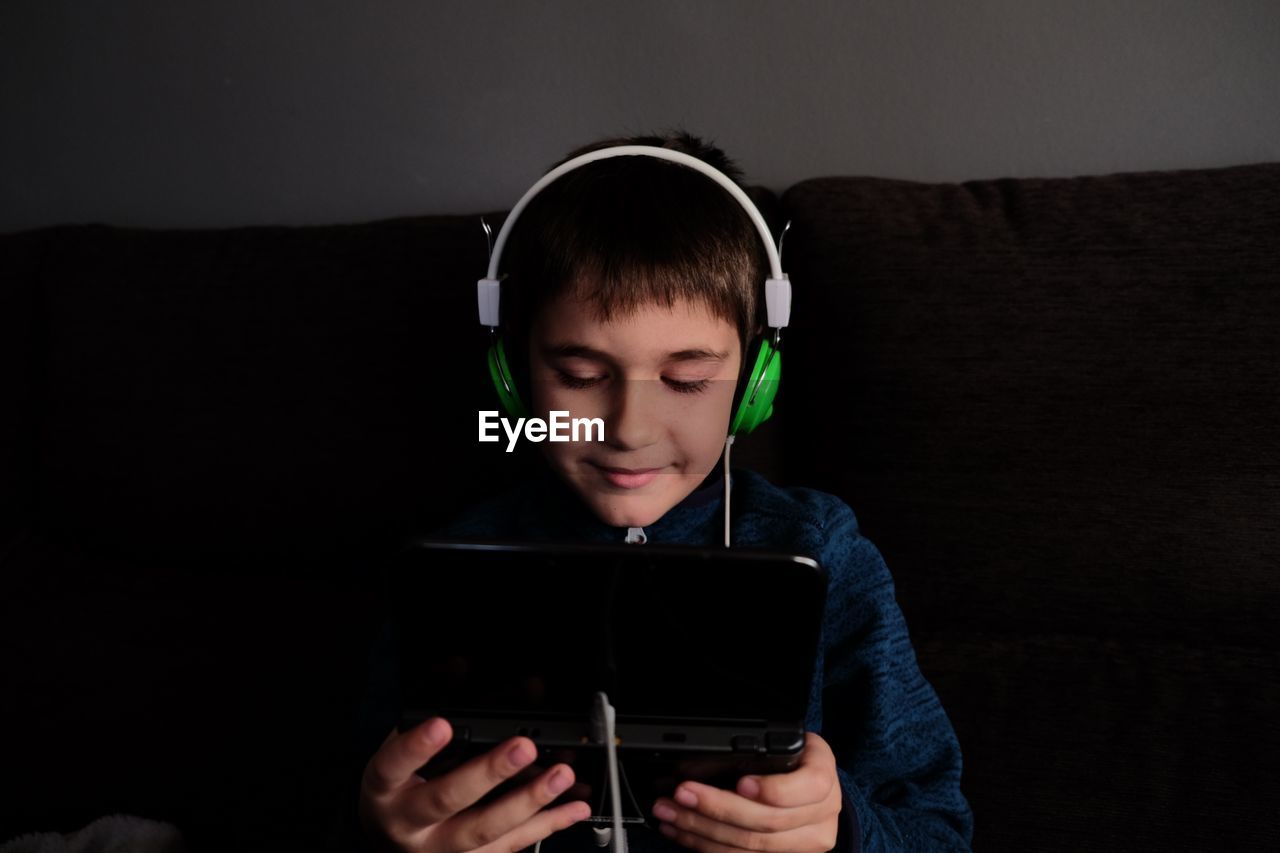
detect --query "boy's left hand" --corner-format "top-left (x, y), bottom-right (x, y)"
top-left (651, 732), bottom-right (842, 853)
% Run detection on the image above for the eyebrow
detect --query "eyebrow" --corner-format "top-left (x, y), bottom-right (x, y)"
top-left (543, 344), bottom-right (731, 363)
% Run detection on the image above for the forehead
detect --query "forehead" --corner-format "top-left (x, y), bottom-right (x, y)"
top-left (531, 292), bottom-right (738, 355)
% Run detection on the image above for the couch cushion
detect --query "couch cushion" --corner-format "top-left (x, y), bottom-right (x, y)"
top-left (779, 163), bottom-right (1280, 849)
top-left (27, 216), bottom-right (541, 565)
top-left (780, 163), bottom-right (1280, 641)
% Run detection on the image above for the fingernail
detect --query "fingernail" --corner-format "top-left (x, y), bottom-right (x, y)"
top-left (653, 802), bottom-right (677, 822)
top-left (738, 776), bottom-right (761, 799)
top-left (423, 719), bottom-right (449, 746)
top-left (548, 768), bottom-right (572, 795)
top-left (508, 742), bottom-right (534, 766)
top-left (659, 823), bottom-right (677, 839)
top-left (674, 787), bottom-right (697, 808)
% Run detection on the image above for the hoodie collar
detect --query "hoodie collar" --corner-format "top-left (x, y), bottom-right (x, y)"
top-left (519, 467), bottom-right (727, 546)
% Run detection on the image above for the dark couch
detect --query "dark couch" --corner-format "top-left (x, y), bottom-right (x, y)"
top-left (3, 163), bottom-right (1277, 851)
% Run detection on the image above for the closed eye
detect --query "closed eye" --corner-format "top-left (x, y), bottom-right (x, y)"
top-left (664, 377), bottom-right (711, 394)
top-left (556, 371), bottom-right (604, 390)
top-left (556, 371), bottom-right (711, 394)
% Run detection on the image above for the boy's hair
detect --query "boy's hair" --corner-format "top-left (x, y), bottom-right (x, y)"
top-left (502, 131), bottom-right (768, 364)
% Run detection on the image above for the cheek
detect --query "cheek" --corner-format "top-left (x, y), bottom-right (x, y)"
top-left (673, 383), bottom-right (738, 453)
top-left (526, 361), bottom-right (551, 413)
top-left (528, 379), bottom-right (560, 417)
top-left (527, 366), bottom-right (578, 418)
top-left (527, 349), bottom-right (566, 416)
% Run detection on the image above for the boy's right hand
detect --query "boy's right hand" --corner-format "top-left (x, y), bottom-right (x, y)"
top-left (360, 717), bottom-right (592, 852)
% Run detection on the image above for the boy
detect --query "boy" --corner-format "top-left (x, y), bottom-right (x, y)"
top-left (359, 133), bottom-right (973, 852)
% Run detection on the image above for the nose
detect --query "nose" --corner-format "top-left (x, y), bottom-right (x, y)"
top-left (605, 379), bottom-right (659, 451)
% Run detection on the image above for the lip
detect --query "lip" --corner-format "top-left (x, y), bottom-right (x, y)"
top-left (591, 463), bottom-right (664, 489)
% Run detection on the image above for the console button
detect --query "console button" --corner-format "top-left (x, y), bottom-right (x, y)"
top-left (731, 735), bottom-right (761, 753)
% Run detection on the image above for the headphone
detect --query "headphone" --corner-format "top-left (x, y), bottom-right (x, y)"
top-left (477, 144), bottom-right (791, 436)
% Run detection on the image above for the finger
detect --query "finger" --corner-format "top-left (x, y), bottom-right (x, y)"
top-left (438, 763), bottom-right (580, 852)
top-left (663, 780), bottom-right (828, 834)
top-left (399, 736), bottom-right (539, 826)
top-left (363, 717), bottom-right (453, 797)
top-left (480, 799), bottom-right (592, 853)
top-left (508, 760), bottom-right (592, 801)
top-left (658, 818), bottom-right (835, 853)
top-left (739, 734), bottom-right (837, 807)
top-left (654, 791), bottom-right (825, 838)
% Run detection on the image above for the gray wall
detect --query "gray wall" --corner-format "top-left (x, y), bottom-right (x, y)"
top-left (3, 0), bottom-right (1278, 231)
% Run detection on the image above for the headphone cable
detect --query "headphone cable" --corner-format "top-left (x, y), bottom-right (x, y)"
top-left (723, 435), bottom-right (734, 548)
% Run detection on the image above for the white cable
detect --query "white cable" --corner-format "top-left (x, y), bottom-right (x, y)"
top-left (723, 435), bottom-right (734, 548)
top-left (596, 693), bottom-right (626, 853)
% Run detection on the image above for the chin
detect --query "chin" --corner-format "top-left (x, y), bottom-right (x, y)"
top-left (588, 496), bottom-right (667, 529)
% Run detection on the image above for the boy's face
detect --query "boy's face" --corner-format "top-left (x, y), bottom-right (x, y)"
top-left (528, 291), bottom-right (742, 528)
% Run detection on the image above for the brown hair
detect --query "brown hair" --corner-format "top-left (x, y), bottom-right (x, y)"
top-left (501, 131), bottom-right (768, 361)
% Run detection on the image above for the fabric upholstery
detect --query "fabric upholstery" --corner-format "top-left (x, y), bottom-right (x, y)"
top-left (777, 164), bottom-right (1280, 850)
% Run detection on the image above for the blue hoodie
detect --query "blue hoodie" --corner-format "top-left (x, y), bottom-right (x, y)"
top-left (415, 467), bottom-right (974, 853)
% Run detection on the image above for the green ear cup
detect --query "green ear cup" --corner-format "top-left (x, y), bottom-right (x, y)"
top-left (729, 337), bottom-right (781, 435)
top-left (486, 336), bottom-right (528, 419)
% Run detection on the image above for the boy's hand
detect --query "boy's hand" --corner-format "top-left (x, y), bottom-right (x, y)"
top-left (360, 717), bottom-right (591, 852)
top-left (651, 733), bottom-right (842, 853)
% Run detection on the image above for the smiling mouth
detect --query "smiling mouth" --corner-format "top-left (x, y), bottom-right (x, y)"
top-left (590, 462), bottom-right (665, 489)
